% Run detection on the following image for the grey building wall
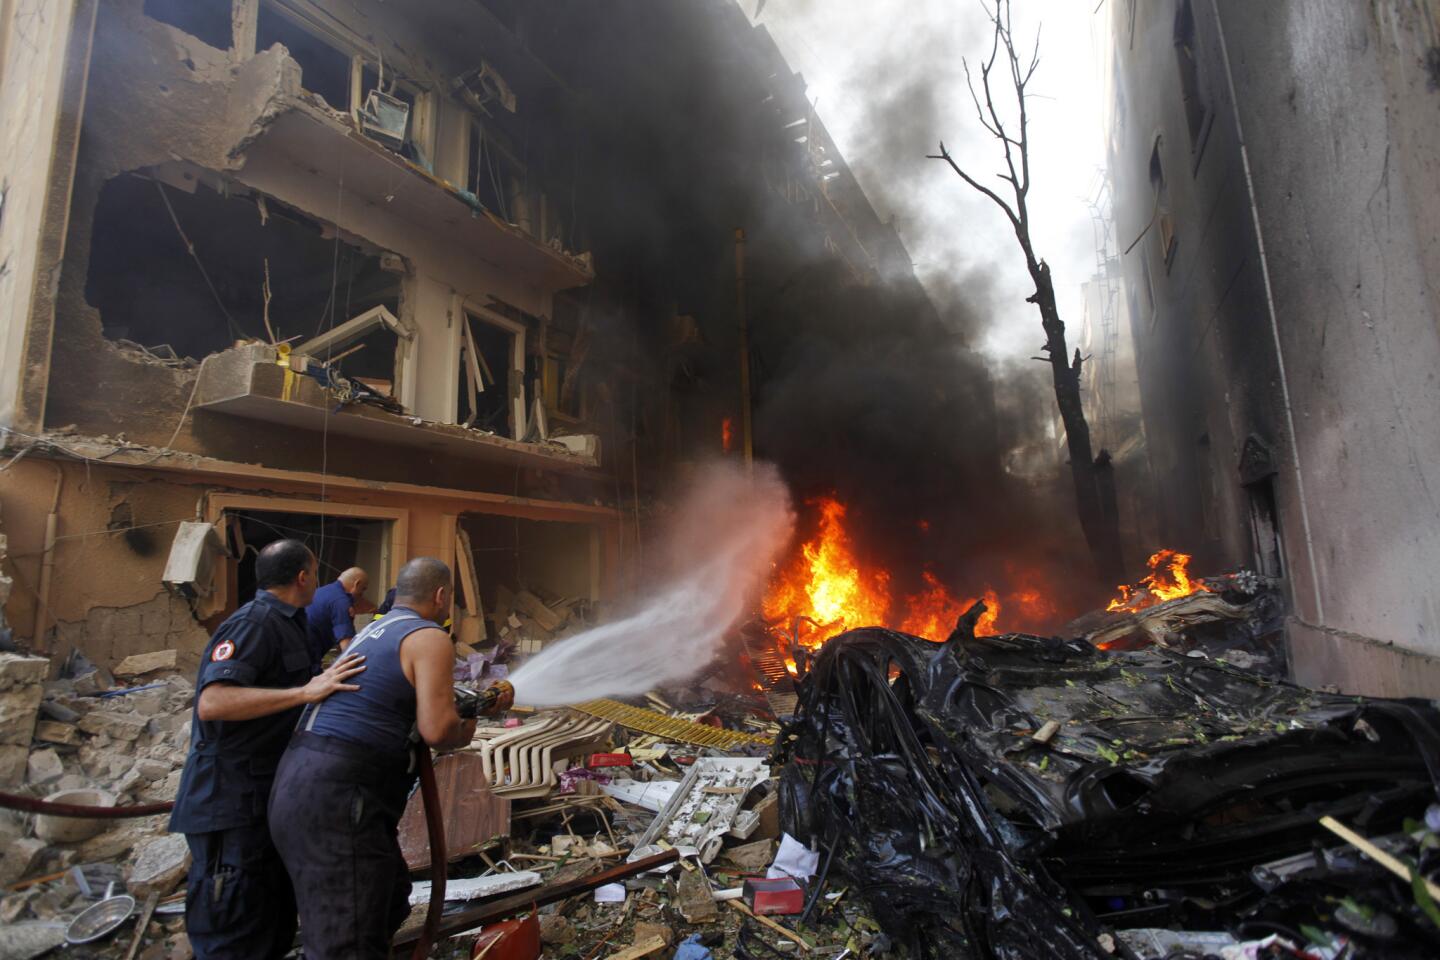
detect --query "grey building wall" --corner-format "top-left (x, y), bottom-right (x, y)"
top-left (1108, 0), bottom-right (1440, 696)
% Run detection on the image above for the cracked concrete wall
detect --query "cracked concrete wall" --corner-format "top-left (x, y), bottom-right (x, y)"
top-left (1112, 0), bottom-right (1440, 695)
top-left (0, 457), bottom-right (206, 667)
top-left (0, 454), bottom-right (617, 670)
top-left (40, 0), bottom-right (563, 487)
top-left (0, 0), bottom-right (89, 433)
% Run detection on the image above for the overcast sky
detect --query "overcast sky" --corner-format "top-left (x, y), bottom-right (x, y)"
top-left (745, 0), bottom-right (1110, 360)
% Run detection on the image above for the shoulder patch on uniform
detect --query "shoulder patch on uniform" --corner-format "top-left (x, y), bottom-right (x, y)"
top-left (212, 639), bottom-right (236, 662)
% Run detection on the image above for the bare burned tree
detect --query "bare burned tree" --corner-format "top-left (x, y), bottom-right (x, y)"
top-left (928, 0), bottom-right (1124, 583)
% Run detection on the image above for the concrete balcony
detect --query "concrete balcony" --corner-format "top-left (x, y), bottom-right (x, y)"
top-left (194, 345), bottom-right (598, 472)
top-left (235, 97), bottom-right (594, 292)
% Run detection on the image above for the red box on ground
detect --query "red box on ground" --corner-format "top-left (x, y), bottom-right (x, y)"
top-left (587, 752), bottom-right (634, 768)
top-left (742, 876), bottom-right (805, 915)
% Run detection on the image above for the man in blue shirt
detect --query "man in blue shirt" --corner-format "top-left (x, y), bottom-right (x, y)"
top-left (271, 557), bottom-right (479, 958)
top-left (305, 566), bottom-right (369, 667)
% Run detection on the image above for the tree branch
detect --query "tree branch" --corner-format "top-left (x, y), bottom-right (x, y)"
top-left (926, 142), bottom-right (1022, 234)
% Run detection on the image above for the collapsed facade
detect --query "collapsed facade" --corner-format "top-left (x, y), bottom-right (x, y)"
top-left (0, 0), bottom-right (960, 722)
top-left (1105, 0), bottom-right (1440, 696)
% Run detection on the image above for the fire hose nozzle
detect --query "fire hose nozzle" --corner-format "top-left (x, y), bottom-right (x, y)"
top-left (455, 679), bottom-right (515, 718)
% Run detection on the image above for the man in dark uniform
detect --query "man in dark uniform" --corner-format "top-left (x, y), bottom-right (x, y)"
top-left (269, 557), bottom-right (479, 959)
top-left (169, 539), bottom-right (368, 960)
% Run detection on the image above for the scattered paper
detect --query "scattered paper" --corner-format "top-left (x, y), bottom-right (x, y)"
top-left (767, 832), bottom-right (820, 881)
top-left (593, 882), bottom-right (627, 903)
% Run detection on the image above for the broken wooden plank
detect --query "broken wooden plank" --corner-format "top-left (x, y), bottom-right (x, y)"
top-left (454, 528), bottom-right (486, 642)
top-left (1320, 815), bottom-right (1440, 901)
top-left (462, 316), bottom-right (486, 395)
top-left (515, 589), bottom-right (563, 633)
top-left (725, 899), bottom-right (810, 951)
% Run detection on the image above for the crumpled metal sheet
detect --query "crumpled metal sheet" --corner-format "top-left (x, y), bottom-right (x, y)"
top-left (776, 628), bottom-right (1440, 959)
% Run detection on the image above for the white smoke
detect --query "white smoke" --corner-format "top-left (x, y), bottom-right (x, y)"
top-left (506, 460), bottom-right (795, 707)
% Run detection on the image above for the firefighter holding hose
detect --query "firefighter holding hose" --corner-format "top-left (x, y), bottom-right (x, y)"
top-left (268, 556), bottom-right (513, 958)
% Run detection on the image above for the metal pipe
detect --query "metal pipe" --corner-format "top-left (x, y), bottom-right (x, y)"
top-left (391, 849), bottom-right (680, 948)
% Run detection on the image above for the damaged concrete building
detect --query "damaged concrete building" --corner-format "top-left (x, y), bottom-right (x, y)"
top-left (0, 0), bottom-right (949, 736)
top-left (1105, 0), bottom-right (1440, 696)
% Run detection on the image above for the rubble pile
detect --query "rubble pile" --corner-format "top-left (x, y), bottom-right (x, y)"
top-left (776, 621), bottom-right (1440, 959)
top-left (0, 651), bottom-right (194, 959)
top-left (408, 693), bottom-right (867, 960)
top-left (4, 569), bottom-right (1438, 960)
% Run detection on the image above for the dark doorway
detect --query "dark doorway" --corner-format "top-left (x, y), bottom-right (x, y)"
top-left (225, 510), bottom-right (389, 615)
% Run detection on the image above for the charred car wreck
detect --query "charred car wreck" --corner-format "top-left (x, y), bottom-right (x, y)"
top-left (776, 614), bottom-right (1440, 959)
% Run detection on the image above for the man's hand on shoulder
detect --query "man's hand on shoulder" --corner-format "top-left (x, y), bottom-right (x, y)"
top-left (302, 652), bottom-right (367, 704)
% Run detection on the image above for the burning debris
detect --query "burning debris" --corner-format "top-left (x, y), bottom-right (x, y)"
top-left (760, 496), bottom-right (1051, 656)
top-left (1105, 549), bottom-right (1211, 613)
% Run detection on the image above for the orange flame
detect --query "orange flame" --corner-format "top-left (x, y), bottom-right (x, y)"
top-left (763, 497), bottom-right (1004, 647)
top-left (721, 417), bottom-right (735, 453)
top-left (1106, 549), bottom-right (1209, 613)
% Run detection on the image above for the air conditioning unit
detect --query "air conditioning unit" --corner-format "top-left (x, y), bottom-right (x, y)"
top-left (162, 522), bottom-right (228, 602)
top-left (360, 89), bottom-right (410, 151)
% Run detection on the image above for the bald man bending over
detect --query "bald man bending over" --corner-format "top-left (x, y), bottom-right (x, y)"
top-left (304, 566), bottom-right (368, 671)
top-left (270, 557), bottom-right (474, 958)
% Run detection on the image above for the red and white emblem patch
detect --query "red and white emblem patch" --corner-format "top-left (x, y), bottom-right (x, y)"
top-left (211, 640), bottom-right (236, 662)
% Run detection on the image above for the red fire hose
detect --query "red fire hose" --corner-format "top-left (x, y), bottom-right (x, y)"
top-left (0, 791), bottom-right (173, 818)
top-left (411, 744), bottom-right (446, 960)
top-left (0, 680), bottom-right (518, 958)
top-left (2, 763), bottom-right (451, 959)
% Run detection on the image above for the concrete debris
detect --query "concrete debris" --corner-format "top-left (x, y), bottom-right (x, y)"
top-left (0, 652), bottom-right (50, 689)
top-left (78, 710), bottom-right (149, 742)
top-left (33, 720), bottom-right (79, 745)
top-left (0, 647), bottom-right (202, 951)
top-left (0, 921), bottom-right (69, 960)
top-left (0, 654), bottom-right (46, 788)
top-left (112, 650), bottom-right (178, 678)
top-left (0, 836), bottom-right (48, 887)
top-left (127, 834), bottom-right (190, 898)
top-left (25, 748), bottom-right (64, 786)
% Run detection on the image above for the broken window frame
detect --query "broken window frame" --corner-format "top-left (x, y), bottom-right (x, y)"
top-left (462, 112), bottom-right (559, 244)
top-left (541, 353), bottom-right (585, 423)
top-left (255, 1), bottom-right (436, 162)
top-left (294, 303), bottom-right (415, 398)
top-left (457, 299), bottom-right (528, 440)
top-left (1173, 0), bottom-right (1214, 168)
top-left (1148, 135), bottom-right (1178, 271)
